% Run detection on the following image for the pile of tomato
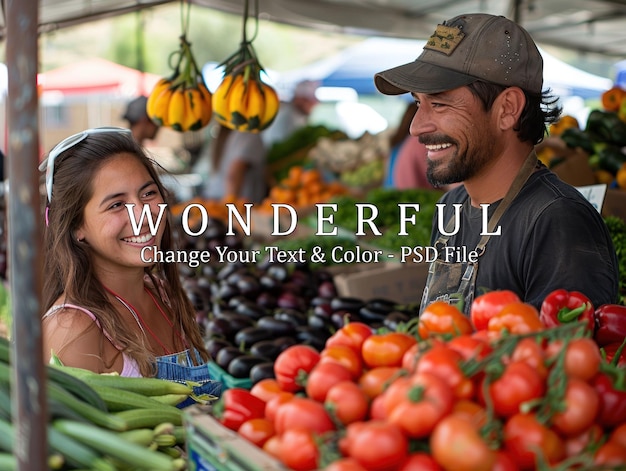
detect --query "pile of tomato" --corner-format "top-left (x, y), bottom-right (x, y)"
top-left (211, 290), bottom-right (626, 471)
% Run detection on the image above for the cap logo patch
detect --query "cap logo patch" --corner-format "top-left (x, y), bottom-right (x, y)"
top-left (424, 24), bottom-right (465, 56)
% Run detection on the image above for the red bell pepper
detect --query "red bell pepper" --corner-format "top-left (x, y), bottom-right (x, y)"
top-left (212, 388), bottom-right (266, 431)
top-left (594, 304), bottom-right (626, 347)
top-left (538, 289), bottom-right (594, 331)
top-left (591, 371), bottom-right (626, 428)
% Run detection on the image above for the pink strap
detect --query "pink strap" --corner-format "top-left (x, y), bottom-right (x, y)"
top-left (43, 303), bottom-right (142, 377)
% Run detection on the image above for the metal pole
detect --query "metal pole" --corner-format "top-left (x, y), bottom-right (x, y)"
top-left (6, 0), bottom-right (47, 468)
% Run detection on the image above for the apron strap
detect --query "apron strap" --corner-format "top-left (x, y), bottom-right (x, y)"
top-left (474, 150), bottom-right (538, 255)
top-left (436, 149), bottom-right (538, 254)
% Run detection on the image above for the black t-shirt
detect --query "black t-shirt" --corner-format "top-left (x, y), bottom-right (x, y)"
top-left (431, 166), bottom-right (619, 310)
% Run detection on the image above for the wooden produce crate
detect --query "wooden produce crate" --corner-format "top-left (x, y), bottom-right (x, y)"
top-left (185, 406), bottom-right (289, 471)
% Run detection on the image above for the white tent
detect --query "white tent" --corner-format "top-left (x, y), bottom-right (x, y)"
top-left (277, 37), bottom-right (612, 100)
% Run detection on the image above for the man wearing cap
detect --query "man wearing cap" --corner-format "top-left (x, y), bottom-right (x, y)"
top-left (122, 95), bottom-right (160, 145)
top-left (375, 13), bottom-right (618, 315)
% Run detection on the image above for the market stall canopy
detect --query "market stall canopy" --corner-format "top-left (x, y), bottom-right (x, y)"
top-left (2, 0), bottom-right (626, 58)
top-left (276, 37), bottom-right (613, 99)
top-left (37, 57), bottom-right (161, 96)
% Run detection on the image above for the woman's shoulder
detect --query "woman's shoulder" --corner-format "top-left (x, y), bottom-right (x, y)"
top-left (42, 303), bottom-right (100, 331)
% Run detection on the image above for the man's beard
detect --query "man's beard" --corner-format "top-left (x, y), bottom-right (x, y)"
top-left (424, 140), bottom-right (487, 188)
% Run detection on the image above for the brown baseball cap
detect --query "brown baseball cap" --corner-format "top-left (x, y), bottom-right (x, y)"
top-left (374, 13), bottom-right (543, 96)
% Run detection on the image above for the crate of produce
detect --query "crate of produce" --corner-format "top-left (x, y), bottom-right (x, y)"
top-left (185, 405), bottom-right (289, 471)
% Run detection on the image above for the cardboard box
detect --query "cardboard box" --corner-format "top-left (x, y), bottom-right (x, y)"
top-left (333, 262), bottom-right (429, 305)
top-left (185, 406), bottom-right (289, 471)
top-left (602, 188), bottom-right (626, 222)
top-left (551, 149), bottom-right (597, 187)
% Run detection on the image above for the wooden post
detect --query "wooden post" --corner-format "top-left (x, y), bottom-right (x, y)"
top-left (5, 0), bottom-right (47, 469)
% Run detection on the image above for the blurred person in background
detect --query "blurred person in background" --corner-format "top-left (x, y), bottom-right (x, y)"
top-left (122, 95), bottom-right (160, 145)
top-left (202, 124), bottom-right (267, 203)
top-left (384, 101), bottom-right (416, 188)
top-left (262, 80), bottom-right (320, 150)
top-left (385, 102), bottom-right (452, 191)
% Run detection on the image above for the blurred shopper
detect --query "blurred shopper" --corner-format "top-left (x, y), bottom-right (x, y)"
top-left (203, 124), bottom-right (267, 203)
top-left (262, 80), bottom-right (320, 149)
top-left (384, 102), bottom-right (416, 188)
top-left (375, 13), bottom-right (619, 314)
top-left (122, 95), bottom-right (160, 145)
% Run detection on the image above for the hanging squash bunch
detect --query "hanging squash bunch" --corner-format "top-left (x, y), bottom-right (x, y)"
top-left (211, 0), bottom-right (279, 133)
top-left (146, 0), bottom-right (212, 132)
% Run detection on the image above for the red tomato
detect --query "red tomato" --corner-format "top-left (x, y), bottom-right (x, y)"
top-left (263, 434), bottom-right (282, 459)
top-left (447, 334), bottom-right (493, 361)
top-left (383, 372), bottom-right (454, 438)
top-left (487, 302), bottom-right (543, 334)
top-left (279, 428), bottom-right (319, 471)
top-left (510, 337), bottom-right (548, 380)
top-left (398, 452), bottom-right (443, 471)
top-left (492, 451), bottom-right (520, 471)
top-left (416, 344), bottom-right (475, 399)
top-left (325, 380), bottom-right (370, 426)
top-left (565, 424), bottom-right (604, 458)
top-left (265, 391), bottom-right (294, 423)
top-left (546, 338), bottom-right (602, 381)
top-left (358, 366), bottom-right (402, 399)
top-left (274, 397), bottom-right (335, 435)
top-left (361, 332), bottom-right (417, 368)
top-left (401, 342), bottom-right (422, 372)
top-left (610, 423), bottom-right (626, 449)
top-left (470, 290), bottom-right (521, 331)
top-left (452, 400), bottom-right (488, 429)
top-left (341, 420), bottom-right (409, 471)
top-left (369, 394), bottom-right (387, 420)
top-left (323, 458), bottom-right (368, 471)
top-left (305, 361), bottom-right (353, 402)
top-left (430, 413), bottom-right (497, 471)
top-left (503, 413), bottom-right (565, 470)
top-left (325, 322), bottom-right (373, 353)
top-left (594, 441), bottom-right (626, 467)
top-left (250, 378), bottom-right (284, 403)
top-left (418, 301), bottom-right (473, 339)
top-left (550, 377), bottom-right (600, 437)
top-left (237, 418), bottom-right (275, 448)
top-left (488, 361), bottom-right (545, 418)
top-left (320, 344), bottom-right (364, 379)
top-left (274, 345), bottom-right (320, 393)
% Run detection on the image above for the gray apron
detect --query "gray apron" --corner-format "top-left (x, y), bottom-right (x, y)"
top-left (419, 151), bottom-right (538, 316)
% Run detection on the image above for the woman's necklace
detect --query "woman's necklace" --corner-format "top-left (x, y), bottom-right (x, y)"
top-left (103, 285), bottom-right (182, 356)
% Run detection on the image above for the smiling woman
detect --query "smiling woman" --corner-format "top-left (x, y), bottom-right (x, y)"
top-left (39, 128), bottom-right (219, 401)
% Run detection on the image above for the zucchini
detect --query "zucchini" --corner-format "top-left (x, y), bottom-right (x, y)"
top-left (47, 382), bottom-right (127, 432)
top-left (46, 365), bottom-right (107, 412)
top-left (0, 337), bottom-right (10, 364)
top-left (0, 452), bottom-right (16, 471)
top-left (48, 425), bottom-right (116, 471)
top-left (53, 419), bottom-right (177, 471)
top-left (0, 418), bottom-right (14, 453)
top-left (94, 385), bottom-right (182, 414)
top-left (114, 407), bottom-right (183, 430)
top-left (52, 365), bottom-right (195, 396)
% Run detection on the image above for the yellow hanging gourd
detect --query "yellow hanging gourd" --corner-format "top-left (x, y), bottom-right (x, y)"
top-left (146, 2), bottom-right (212, 132)
top-left (211, 0), bottom-right (279, 133)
